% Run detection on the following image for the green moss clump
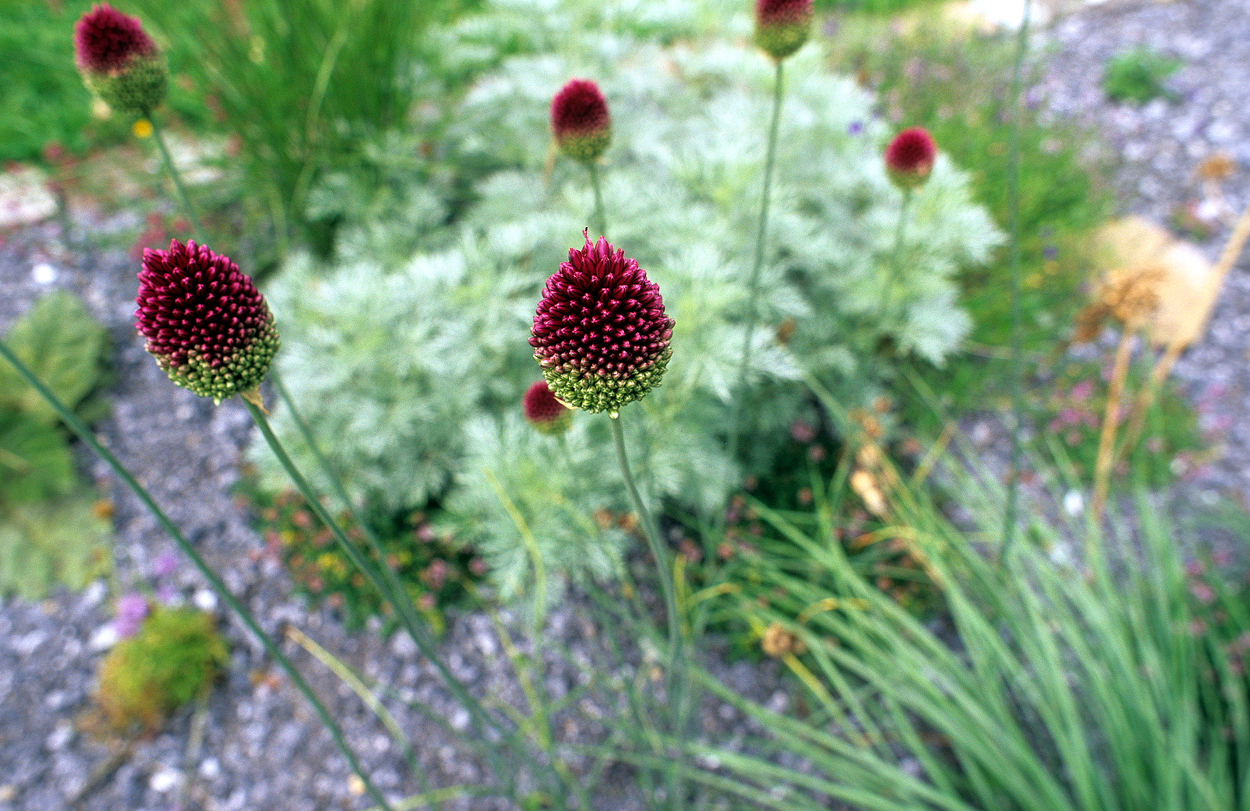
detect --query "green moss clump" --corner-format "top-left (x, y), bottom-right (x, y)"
top-left (94, 605), bottom-right (228, 732)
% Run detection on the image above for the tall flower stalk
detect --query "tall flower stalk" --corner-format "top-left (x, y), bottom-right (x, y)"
top-left (530, 232), bottom-right (684, 804)
top-left (725, 0), bottom-right (811, 528)
top-left (878, 127), bottom-right (937, 332)
top-left (1001, 0), bottom-right (1033, 562)
top-left (551, 78), bottom-right (611, 237)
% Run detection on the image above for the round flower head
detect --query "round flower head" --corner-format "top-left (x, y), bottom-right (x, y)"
top-left (551, 79), bottom-right (611, 163)
top-left (754, 0), bottom-right (813, 61)
top-left (135, 240), bottom-right (279, 405)
top-left (530, 232), bottom-right (673, 416)
top-left (74, 3), bottom-right (166, 118)
top-left (523, 380), bottom-right (573, 435)
top-left (884, 127), bottom-right (937, 190)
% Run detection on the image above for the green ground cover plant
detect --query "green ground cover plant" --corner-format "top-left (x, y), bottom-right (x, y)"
top-left (0, 292), bottom-right (112, 598)
top-left (1102, 45), bottom-right (1182, 105)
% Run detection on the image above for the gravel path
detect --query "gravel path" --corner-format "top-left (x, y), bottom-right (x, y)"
top-left (3, 2), bottom-right (1250, 809)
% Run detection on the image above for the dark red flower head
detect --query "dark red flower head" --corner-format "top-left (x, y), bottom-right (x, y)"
top-left (530, 232), bottom-right (673, 416)
top-left (74, 4), bottom-right (166, 117)
top-left (135, 240), bottom-right (279, 404)
top-left (551, 79), bottom-right (611, 163)
top-left (754, 0), bottom-right (813, 61)
top-left (522, 380), bottom-right (573, 435)
top-left (884, 127), bottom-right (937, 190)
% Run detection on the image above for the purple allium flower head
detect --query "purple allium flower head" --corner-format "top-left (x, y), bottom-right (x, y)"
top-left (530, 232), bottom-right (673, 416)
top-left (135, 240), bottom-right (279, 404)
top-left (754, 0), bottom-right (813, 61)
top-left (551, 79), bottom-right (611, 163)
top-left (74, 4), bottom-right (166, 117)
top-left (884, 127), bottom-right (937, 190)
top-left (523, 379), bottom-right (573, 435)
top-left (114, 592), bottom-right (150, 638)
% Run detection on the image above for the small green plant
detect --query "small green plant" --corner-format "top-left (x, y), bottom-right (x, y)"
top-left (93, 604), bottom-right (228, 732)
top-left (0, 292), bottom-right (112, 598)
top-left (1102, 46), bottom-right (1182, 104)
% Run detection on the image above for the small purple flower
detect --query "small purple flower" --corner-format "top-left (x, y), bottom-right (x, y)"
top-left (530, 232), bottom-right (673, 416)
top-left (153, 549), bottom-right (179, 578)
top-left (114, 592), bottom-right (150, 638)
top-left (135, 240), bottom-right (279, 404)
top-left (884, 127), bottom-right (937, 190)
top-left (73, 4), bottom-right (166, 117)
top-left (551, 79), bottom-right (611, 164)
top-left (523, 380), bottom-right (573, 435)
top-left (754, 0), bottom-right (813, 61)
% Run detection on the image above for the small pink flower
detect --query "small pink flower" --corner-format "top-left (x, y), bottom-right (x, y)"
top-left (550, 79), bottom-right (611, 163)
top-left (114, 592), bottom-right (150, 638)
top-left (884, 127), bottom-right (936, 190)
top-left (754, 0), bottom-right (813, 61)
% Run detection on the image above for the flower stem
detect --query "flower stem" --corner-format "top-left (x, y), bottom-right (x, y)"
top-left (725, 59), bottom-right (785, 506)
top-left (588, 161), bottom-right (608, 238)
top-left (148, 116), bottom-right (207, 244)
top-left (877, 188), bottom-right (913, 332)
top-left (1001, 0), bottom-right (1032, 564)
top-left (242, 398), bottom-right (528, 792)
top-left (0, 339), bottom-right (396, 811)
top-left (609, 412), bottom-right (685, 809)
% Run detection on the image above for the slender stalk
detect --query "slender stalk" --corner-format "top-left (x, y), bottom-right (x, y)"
top-left (610, 412), bottom-right (686, 809)
top-left (877, 188), bottom-right (913, 332)
top-left (0, 340), bottom-right (396, 811)
top-left (148, 116), bottom-right (207, 244)
top-left (242, 398), bottom-right (529, 793)
top-left (588, 161), bottom-right (608, 238)
top-left (1000, 0), bottom-right (1032, 563)
top-left (725, 59), bottom-right (786, 490)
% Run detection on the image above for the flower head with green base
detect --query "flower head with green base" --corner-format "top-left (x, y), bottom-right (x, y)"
top-left (136, 240), bottom-right (279, 406)
top-left (74, 3), bottom-right (167, 118)
top-left (754, 0), bottom-right (813, 61)
top-left (523, 380), bottom-right (573, 435)
top-left (550, 79), bottom-right (611, 164)
top-left (885, 127), bottom-right (937, 190)
top-left (530, 232), bottom-right (673, 417)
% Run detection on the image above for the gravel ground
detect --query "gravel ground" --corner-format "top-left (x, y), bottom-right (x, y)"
top-left (3, 1), bottom-right (1250, 809)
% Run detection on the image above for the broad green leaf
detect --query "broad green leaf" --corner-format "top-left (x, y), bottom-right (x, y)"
top-left (0, 291), bottom-right (108, 425)
top-left (0, 493), bottom-right (113, 599)
top-left (0, 412), bottom-right (75, 506)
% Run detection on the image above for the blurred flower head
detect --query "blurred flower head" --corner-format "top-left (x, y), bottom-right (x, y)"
top-left (754, 0), bottom-right (813, 61)
top-left (884, 127), bottom-right (937, 190)
top-left (530, 232), bottom-right (673, 416)
top-left (135, 240), bottom-right (279, 404)
top-left (74, 3), bottom-right (166, 118)
top-left (523, 379), bottom-right (573, 435)
top-left (550, 79), bottom-right (611, 163)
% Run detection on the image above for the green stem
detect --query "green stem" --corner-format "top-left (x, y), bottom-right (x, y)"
top-left (588, 161), bottom-right (608, 238)
top-left (149, 116), bottom-right (207, 244)
top-left (1001, 0), bottom-right (1032, 563)
top-left (610, 412), bottom-right (685, 810)
top-left (877, 188), bottom-right (913, 332)
top-left (725, 59), bottom-right (785, 515)
top-left (0, 340), bottom-right (396, 811)
top-left (242, 398), bottom-right (526, 792)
